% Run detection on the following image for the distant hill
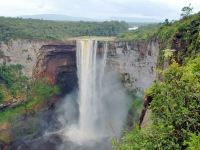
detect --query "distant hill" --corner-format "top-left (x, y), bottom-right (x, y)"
top-left (109, 16), bottom-right (162, 22)
top-left (19, 14), bottom-right (99, 21)
top-left (19, 14), bottom-right (162, 22)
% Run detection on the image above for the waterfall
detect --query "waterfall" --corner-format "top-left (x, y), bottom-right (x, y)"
top-left (65, 39), bottom-right (128, 147)
top-left (76, 39), bottom-right (108, 141)
top-left (99, 43), bottom-right (108, 97)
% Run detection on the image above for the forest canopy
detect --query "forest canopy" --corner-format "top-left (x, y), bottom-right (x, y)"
top-left (0, 17), bottom-right (128, 43)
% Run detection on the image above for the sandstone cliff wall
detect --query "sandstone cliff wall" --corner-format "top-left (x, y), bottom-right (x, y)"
top-left (0, 39), bottom-right (48, 78)
top-left (0, 39), bottom-right (159, 90)
top-left (0, 39), bottom-right (76, 82)
top-left (107, 39), bottom-right (159, 92)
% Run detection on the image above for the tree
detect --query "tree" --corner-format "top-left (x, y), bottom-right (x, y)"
top-left (181, 3), bottom-right (193, 19)
top-left (112, 56), bottom-right (200, 149)
top-left (164, 19), bottom-right (169, 25)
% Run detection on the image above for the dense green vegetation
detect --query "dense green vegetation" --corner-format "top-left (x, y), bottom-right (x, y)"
top-left (126, 94), bottom-right (143, 128)
top-left (156, 12), bottom-right (200, 69)
top-left (112, 9), bottom-right (200, 149)
top-left (0, 63), bottom-right (27, 101)
top-left (116, 23), bottom-right (160, 41)
top-left (113, 56), bottom-right (200, 149)
top-left (0, 17), bottom-right (128, 43)
top-left (0, 66), bottom-right (59, 144)
top-left (0, 63), bottom-right (59, 122)
top-left (157, 13), bottom-right (200, 48)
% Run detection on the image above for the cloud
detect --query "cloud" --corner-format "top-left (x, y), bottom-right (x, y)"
top-left (0, 0), bottom-right (200, 20)
top-left (49, 0), bottom-right (171, 20)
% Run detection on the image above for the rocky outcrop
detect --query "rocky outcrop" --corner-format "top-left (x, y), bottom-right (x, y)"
top-left (0, 39), bottom-right (48, 78)
top-left (106, 39), bottom-right (159, 128)
top-left (139, 96), bottom-right (153, 127)
top-left (0, 39), bottom-right (77, 83)
top-left (107, 39), bottom-right (159, 92)
top-left (33, 44), bottom-right (76, 84)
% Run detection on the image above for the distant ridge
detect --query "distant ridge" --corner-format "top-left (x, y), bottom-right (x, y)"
top-left (19, 14), bottom-right (99, 21)
top-left (109, 16), bottom-right (161, 22)
top-left (18, 14), bottom-right (162, 22)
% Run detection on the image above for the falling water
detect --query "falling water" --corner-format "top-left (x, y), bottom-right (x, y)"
top-left (16, 39), bottom-right (129, 150)
top-left (72, 39), bottom-right (108, 142)
top-left (65, 39), bottom-right (128, 149)
top-left (99, 42), bottom-right (108, 97)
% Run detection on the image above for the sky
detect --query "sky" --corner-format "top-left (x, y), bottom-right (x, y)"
top-left (0, 0), bottom-right (200, 21)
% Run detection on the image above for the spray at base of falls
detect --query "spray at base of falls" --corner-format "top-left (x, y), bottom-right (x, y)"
top-left (65, 39), bottom-right (129, 146)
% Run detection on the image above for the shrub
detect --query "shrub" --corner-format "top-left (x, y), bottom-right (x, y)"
top-left (113, 56), bottom-right (200, 149)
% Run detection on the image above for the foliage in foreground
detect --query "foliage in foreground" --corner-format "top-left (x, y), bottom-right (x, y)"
top-left (156, 12), bottom-right (200, 69)
top-left (113, 56), bottom-right (200, 149)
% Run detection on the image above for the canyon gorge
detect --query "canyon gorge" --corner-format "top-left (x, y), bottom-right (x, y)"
top-left (0, 37), bottom-right (159, 149)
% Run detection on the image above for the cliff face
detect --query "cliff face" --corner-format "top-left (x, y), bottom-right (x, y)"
top-left (33, 45), bottom-right (76, 83)
top-left (0, 39), bottom-right (78, 109)
top-left (0, 39), bottom-right (159, 101)
top-left (106, 40), bottom-right (159, 128)
top-left (0, 39), bottom-right (78, 147)
top-left (0, 39), bottom-right (159, 91)
top-left (0, 39), bottom-right (77, 84)
top-left (34, 44), bottom-right (77, 94)
top-left (0, 39), bottom-right (47, 78)
top-left (107, 39), bottom-right (159, 92)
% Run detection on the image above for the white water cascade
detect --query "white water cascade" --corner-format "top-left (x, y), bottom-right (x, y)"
top-left (77, 40), bottom-right (108, 140)
top-left (65, 39), bottom-right (128, 148)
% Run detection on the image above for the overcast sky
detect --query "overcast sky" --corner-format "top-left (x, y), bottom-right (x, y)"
top-left (0, 0), bottom-right (200, 21)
